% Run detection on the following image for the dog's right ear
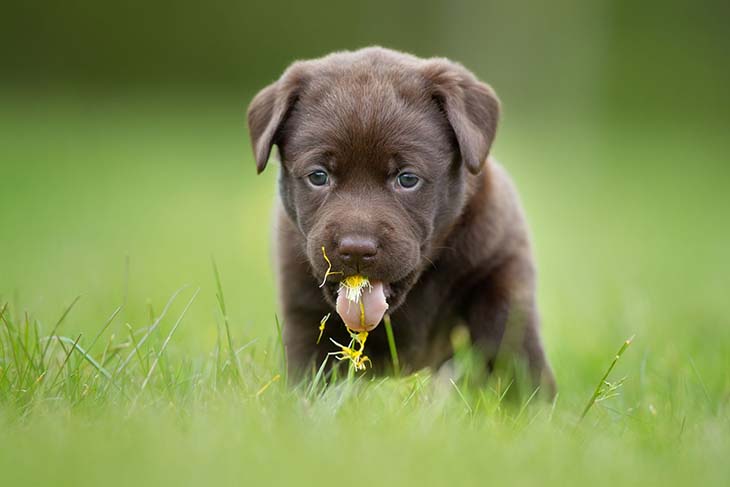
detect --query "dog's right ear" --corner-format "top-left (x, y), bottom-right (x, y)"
top-left (247, 64), bottom-right (309, 174)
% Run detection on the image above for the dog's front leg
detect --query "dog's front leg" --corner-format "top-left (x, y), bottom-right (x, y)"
top-left (463, 255), bottom-right (556, 398)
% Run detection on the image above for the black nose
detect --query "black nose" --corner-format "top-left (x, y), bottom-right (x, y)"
top-left (337, 234), bottom-right (378, 268)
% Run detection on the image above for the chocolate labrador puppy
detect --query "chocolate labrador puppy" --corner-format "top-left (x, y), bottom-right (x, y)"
top-left (247, 47), bottom-right (555, 396)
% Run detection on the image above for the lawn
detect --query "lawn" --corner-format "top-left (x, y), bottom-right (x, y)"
top-left (1, 89), bottom-right (729, 486)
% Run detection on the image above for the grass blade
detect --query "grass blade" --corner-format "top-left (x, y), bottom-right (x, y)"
top-left (52, 335), bottom-right (114, 381)
top-left (138, 288), bottom-right (199, 394)
top-left (307, 355), bottom-right (330, 399)
top-left (212, 257), bottom-right (243, 383)
top-left (383, 314), bottom-right (400, 376)
top-left (580, 335), bottom-right (634, 421)
top-left (40, 295), bottom-right (81, 367)
top-left (115, 286), bottom-right (186, 374)
top-left (450, 378), bottom-right (473, 415)
top-left (47, 334), bottom-right (83, 390)
top-left (86, 305), bottom-right (122, 356)
top-left (274, 313), bottom-right (287, 386)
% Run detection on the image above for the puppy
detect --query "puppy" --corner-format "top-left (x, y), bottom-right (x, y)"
top-left (247, 47), bottom-right (555, 395)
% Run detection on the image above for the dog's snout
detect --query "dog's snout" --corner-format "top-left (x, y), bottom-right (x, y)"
top-left (337, 234), bottom-right (378, 268)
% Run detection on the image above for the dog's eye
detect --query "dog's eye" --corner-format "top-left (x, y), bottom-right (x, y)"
top-left (396, 172), bottom-right (420, 189)
top-left (307, 170), bottom-right (329, 187)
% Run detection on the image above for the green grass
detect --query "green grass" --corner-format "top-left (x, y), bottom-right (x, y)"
top-left (1, 90), bottom-right (729, 486)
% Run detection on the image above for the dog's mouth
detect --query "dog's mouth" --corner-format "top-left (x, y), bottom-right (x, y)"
top-left (321, 271), bottom-right (417, 330)
top-left (322, 277), bottom-right (398, 306)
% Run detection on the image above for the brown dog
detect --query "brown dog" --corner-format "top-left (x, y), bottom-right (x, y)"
top-left (247, 47), bottom-right (555, 396)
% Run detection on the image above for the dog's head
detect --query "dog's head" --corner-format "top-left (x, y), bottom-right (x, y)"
top-left (247, 47), bottom-right (500, 311)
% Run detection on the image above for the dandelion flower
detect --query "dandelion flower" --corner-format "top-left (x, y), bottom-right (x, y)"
top-left (319, 246), bottom-right (342, 288)
top-left (316, 247), bottom-right (388, 371)
top-left (328, 330), bottom-right (371, 371)
top-left (339, 275), bottom-right (372, 304)
top-left (316, 313), bottom-right (330, 345)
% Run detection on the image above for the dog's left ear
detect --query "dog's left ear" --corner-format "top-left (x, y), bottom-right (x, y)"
top-left (247, 63), bottom-right (310, 174)
top-left (421, 59), bottom-right (500, 174)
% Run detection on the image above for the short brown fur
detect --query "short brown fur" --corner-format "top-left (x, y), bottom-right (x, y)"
top-left (247, 47), bottom-right (555, 396)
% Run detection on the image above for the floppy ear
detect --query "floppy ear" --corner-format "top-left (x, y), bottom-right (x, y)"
top-left (422, 59), bottom-right (501, 174)
top-left (247, 64), bottom-right (308, 174)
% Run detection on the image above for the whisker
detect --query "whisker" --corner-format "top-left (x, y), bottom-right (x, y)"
top-left (422, 255), bottom-right (437, 270)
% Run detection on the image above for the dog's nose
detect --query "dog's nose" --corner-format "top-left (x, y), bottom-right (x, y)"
top-left (337, 234), bottom-right (378, 267)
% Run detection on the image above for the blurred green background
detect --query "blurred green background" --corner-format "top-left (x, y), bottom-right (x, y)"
top-left (1, 0), bottom-right (729, 376)
top-left (2, 2), bottom-right (730, 485)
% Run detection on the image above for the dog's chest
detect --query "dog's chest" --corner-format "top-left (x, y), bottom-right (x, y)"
top-left (367, 269), bottom-right (465, 372)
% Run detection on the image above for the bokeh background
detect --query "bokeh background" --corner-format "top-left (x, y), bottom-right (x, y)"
top-left (2, 0), bottom-right (729, 386)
